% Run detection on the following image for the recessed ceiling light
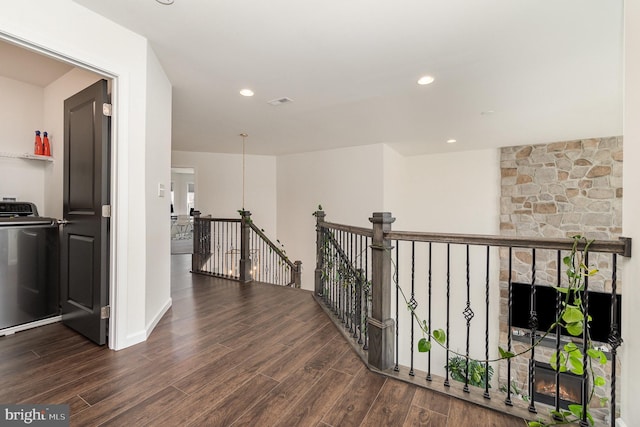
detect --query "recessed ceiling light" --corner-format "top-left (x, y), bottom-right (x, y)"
top-left (481, 110), bottom-right (495, 115)
top-left (446, 139), bottom-right (456, 144)
top-left (155, 0), bottom-right (174, 5)
top-left (239, 89), bottom-right (254, 97)
top-left (417, 75), bottom-right (435, 85)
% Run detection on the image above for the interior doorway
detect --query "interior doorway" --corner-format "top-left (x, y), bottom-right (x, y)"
top-left (0, 36), bottom-right (117, 347)
top-left (170, 167), bottom-right (195, 255)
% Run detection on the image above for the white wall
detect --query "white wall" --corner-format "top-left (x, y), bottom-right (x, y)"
top-left (380, 146), bottom-right (502, 378)
top-left (276, 144), bottom-right (385, 289)
top-left (42, 68), bottom-right (103, 218)
top-left (0, 75), bottom-right (45, 208)
top-left (0, 0), bottom-right (169, 350)
top-left (621, 0), bottom-right (640, 425)
top-left (144, 45), bottom-right (172, 335)
top-left (171, 150), bottom-right (277, 236)
top-left (392, 148), bottom-right (500, 234)
top-left (382, 144), bottom-right (409, 217)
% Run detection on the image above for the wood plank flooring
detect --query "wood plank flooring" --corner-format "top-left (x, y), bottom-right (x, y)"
top-left (0, 254), bottom-right (527, 426)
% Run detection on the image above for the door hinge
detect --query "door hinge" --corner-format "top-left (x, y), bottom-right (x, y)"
top-left (102, 103), bottom-right (112, 117)
top-left (101, 305), bottom-right (111, 319)
top-left (102, 205), bottom-right (111, 218)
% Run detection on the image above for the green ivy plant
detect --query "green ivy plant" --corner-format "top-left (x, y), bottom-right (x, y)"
top-left (448, 355), bottom-right (494, 389)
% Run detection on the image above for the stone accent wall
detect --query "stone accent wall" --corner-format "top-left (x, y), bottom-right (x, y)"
top-left (498, 137), bottom-right (623, 422)
top-left (500, 137), bottom-right (622, 239)
top-left (500, 136), bottom-right (622, 291)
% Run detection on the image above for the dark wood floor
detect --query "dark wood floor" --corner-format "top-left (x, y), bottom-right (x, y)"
top-left (0, 254), bottom-right (527, 426)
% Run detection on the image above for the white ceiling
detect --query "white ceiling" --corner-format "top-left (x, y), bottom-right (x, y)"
top-left (0, 40), bottom-right (73, 87)
top-left (75, 1), bottom-right (623, 155)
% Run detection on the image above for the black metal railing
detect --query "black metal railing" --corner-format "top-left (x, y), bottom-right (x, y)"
top-left (193, 211), bottom-right (301, 287)
top-left (192, 216), bottom-right (241, 280)
top-left (315, 218), bottom-right (372, 353)
top-left (248, 223), bottom-right (301, 287)
top-left (314, 210), bottom-right (630, 426)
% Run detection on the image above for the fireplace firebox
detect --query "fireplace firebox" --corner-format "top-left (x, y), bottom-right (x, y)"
top-left (534, 362), bottom-right (584, 409)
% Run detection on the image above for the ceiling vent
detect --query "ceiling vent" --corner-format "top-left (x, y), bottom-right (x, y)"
top-left (267, 97), bottom-right (293, 106)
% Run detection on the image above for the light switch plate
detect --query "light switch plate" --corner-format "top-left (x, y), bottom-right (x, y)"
top-left (158, 183), bottom-right (165, 197)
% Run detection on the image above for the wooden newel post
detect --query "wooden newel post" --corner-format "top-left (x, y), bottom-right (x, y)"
top-left (314, 210), bottom-right (326, 296)
top-left (239, 210), bottom-right (252, 283)
top-left (368, 212), bottom-right (395, 371)
top-left (294, 260), bottom-right (302, 288)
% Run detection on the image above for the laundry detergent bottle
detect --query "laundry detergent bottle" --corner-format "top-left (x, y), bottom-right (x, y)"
top-left (34, 130), bottom-right (43, 155)
top-left (43, 131), bottom-right (51, 156)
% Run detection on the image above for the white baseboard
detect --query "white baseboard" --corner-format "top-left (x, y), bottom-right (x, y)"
top-left (146, 297), bottom-right (172, 339)
top-left (115, 298), bottom-right (173, 350)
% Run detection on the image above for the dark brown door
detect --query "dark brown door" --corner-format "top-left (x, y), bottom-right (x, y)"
top-left (60, 79), bottom-right (110, 345)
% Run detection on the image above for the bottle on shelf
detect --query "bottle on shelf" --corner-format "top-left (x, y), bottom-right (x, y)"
top-left (34, 130), bottom-right (43, 155)
top-left (43, 131), bottom-right (51, 157)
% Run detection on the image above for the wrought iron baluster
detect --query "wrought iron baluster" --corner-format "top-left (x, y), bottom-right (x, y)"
top-left (394, 240), bottom-right (399, 372)
top-left (484, 245), bottom-right (490, 399)
top-left (609, 253), bottom-right (622, 427)
top-left (348, 232), bottom-right (354, 332)
top-left (332, 232), bottom-right (337, 312)
top-left (360, 235), bottom-right (368, 346)
top-left (409, 241), bottom-right (416, 377)
top-left (505, 246), bottom-right (513, 406)
top-left (528, 248), bottom-right (537, 414)
top-left (445, 243), bottom-right (451, 388)
top-left (339, 230), bottom-right (344, 320)
top-left (579, 252), bottom-right (590, 427)
top-left (355, 235), bottom-right (362, 339)
top-left (427, 242), bottom-right (432, 381)
top-left (463, 244), bottom-right (473, 393)
top-left (215, 220), bottom-right (219, 274)
top-left (554, 250), bottom-right (562, 419)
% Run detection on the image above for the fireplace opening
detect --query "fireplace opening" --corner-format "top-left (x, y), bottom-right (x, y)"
top-left (510, 282), bottom-right (622, 343)
top-left (534, 362), bottom-right (584, 409)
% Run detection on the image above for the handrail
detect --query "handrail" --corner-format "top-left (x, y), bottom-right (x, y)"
top-left (322, 228), bottom-right (364, 281)
top-left (317, 221), bottom-right (633, 257)
top-left (249, 222), bottom-right (296, 269)
top-left (196, 217), bottom-right (241, 223)
top-left (385, 230), bottom-right (631, 256)
top-left (319, 221), bottom-right (373, 238)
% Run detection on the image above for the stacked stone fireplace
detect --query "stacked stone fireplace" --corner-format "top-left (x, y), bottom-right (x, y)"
top-left (499, 137), bottom-right (622, 422)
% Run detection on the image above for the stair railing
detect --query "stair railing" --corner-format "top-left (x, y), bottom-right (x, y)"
top-left (192, 210), bottom-right (301, 287)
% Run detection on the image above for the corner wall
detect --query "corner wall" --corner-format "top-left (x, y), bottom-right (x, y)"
top-left (277, 144), bottom-right (385, 289)
top-left (145, 44), bottom-right (172, 334)
top-left (621, 0), bottom-right (640, 424)
top-left (0, 0), bottom-right (166, 350)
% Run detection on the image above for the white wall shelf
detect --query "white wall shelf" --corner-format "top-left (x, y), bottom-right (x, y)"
top-left (0, 152), bottom-right (54, 162)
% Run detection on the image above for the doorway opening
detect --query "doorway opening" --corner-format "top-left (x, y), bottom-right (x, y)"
top-left (170, 167), bottom-right (195, 255)
top-left (0, 34), bottom-right (117, 348)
